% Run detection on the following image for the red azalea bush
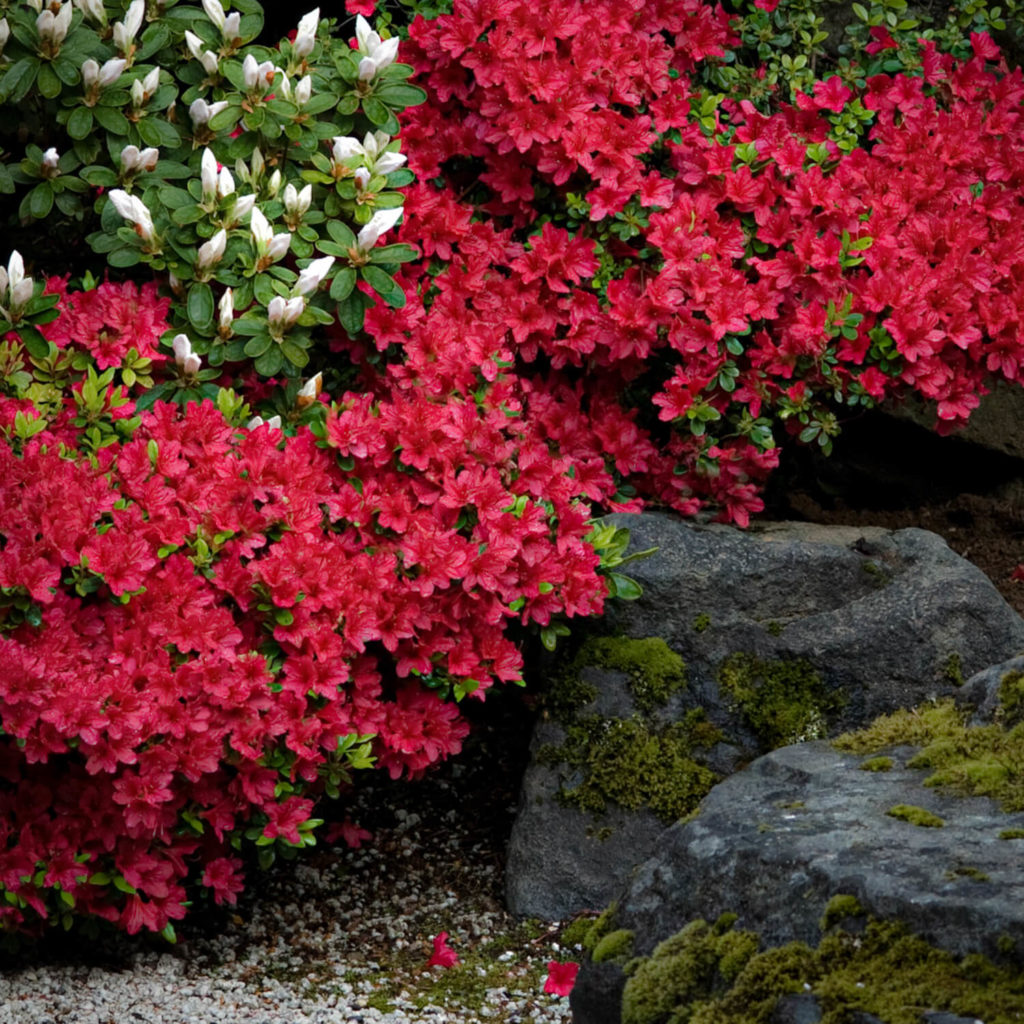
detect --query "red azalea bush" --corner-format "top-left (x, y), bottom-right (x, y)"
top-left (2, 0), bottom-right (1024, 941)
top-left (0, 278), bottom-right (616, 938)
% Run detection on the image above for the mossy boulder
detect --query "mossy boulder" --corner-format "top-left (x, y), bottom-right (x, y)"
top-left (571, 741), bottom-right (1024, 1024)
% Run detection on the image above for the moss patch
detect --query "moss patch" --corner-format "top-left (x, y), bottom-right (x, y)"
top-left (592, 928), bottom-right (636, 965)
top-left (999, 828), bottom-right (1024, 840)
top-left (834, 699), bottom-right (1024, 812)
top-left (859, 755), bottom-right (893, 772)
top-left (581, 903), bottom-right (618, 953)
top-left (538, 635), bottom-right (720, 823)
top-left (619, 903), bottom-right (1024, 1024)
top-left (717, 653), bottom-right (842, 749)
top-left (537, 713), bottom-right (720, 823)
top-left (998, 669), bottom-right (1024, 727)
top-left (886, 803), bottom-right (945, 828)
top-left (693, 613), bottom-right (711, 634)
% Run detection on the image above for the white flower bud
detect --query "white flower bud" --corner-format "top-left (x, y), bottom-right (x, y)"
top-left (232, 194), bottom-right (256, 222)
top-left (196, 229), bottom-right (227, 271)
top-left (37, 5), bottom-right (72, 48)
top-left (331, 135), bottom-right (364, 164)
top-left (242, 54), bottom-right (258, 90)
top-left (266, 231), bottom-right (291, 262)
top-left (108, 189), bottom-right (155, 241)
top-left (354, 15), bottom-right (380, 55)
top-left (189, 97), bottom-right (229, 127)
top-left (294, 75), bottom-right (312, 106)
top-left (99, 57), bottom-right (127, 87)
top-left (266, 169), bottom-right (281, 198)
top-left (182, 352), bottom-right (202, 375)
top-left (293, 255), bottom-right (333, 296)
top-left (0, 19), bottom-right (11, 54)
top-left (122, 0), bottom-right (144, 40)
top-left (184, 30), bottom-right (204, 60)
top-left (296, 371), bottom-right (322, 408)
top-left (41, 148), bottom-right (60, 174)
top-left (250, 205), bottom-right (271, 247)
top-left (357, 56), bottom-right (378, 82)
top-left (353, 166), bottom-right (371, 191)
top-left (293, 9), bottom-right (319, 59)
top-left (76, 0), bottom-right (106, 26)
top-left (267, 295), bottom-right (305, 334)
top-left (218, 287), bottom-right (234, 334)
top-left (141, 66), bottom-right (160, 100)
top-left (246, 414), bottom-right (282, 430)
top-left (374, 151), bottom-right (407, 176)
top-left (202, 0), bottom-right (225, 31)
top-left (217, 165), bottom-right (235, 199)
top-left (222, 10), bottom-right (240, 42)
top-left (201, 148), bottom-right (219, 205)
top-left (172, 332), bottom-right (193, 365)
top-left (81, 58), bottom-right (99, 89)
top-left (356, 206), bottom-right (403, 253)
top-left (130, 77), bottom-right (145, 108)
top-left (284, 182), bottom-right (312, 219)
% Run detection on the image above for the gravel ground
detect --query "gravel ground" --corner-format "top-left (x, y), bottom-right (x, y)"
top-left (0, 696), bottom-right (583, 1024)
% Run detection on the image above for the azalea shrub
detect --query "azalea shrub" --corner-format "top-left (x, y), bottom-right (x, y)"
top-left (1, 0), bottom-right (1024, 942)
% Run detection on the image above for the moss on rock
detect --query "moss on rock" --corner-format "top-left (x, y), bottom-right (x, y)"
top-left (717, 653), bottom-right (842, 749)
top-left (592, 928), bottom-right (636, 965)
top-left (834, 698), bottom-right (1024, 812)
top-left (859, 755), bottom-right (893, 772)
top-left (618, 901), bottom-right (1024, 1024)
top-left (886, 803), bottom-right (945, 828)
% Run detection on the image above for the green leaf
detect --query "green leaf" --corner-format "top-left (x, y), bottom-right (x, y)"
top-left (0, 59), bottom-right (37, 103)
top-left (326, 220), bottom-right (357, 248)
top-left (243, 334), bottom-right (272, 358)
top-left (27, 183), bottom-right (54, 220)
top-left (337, 291), bottom-right (366, 335)
top-left (137, 117), bottom-right (180, 149)
top-left (18, 325), bottom-right (49, 359)
top-left (36, 62), bottom-right (62, 99)
top-left (254, 347), bottom-right (283, 376)
top-left (373, 83), bottom-right (427, 108)
top-left (187, 282), bottom-right (214, 329)
top-left (67, 106), bottom-right (94, 141)
top-left (107, 246), bottom-right (142, 268)
top-left (361, 96), bottom-right (391, 126)
top-left (280, 339), bottom-right (309, 367)
top-left (94, 105), bottom-right (130, 134)
top-left (81, 165), bottom-right (118, 187)
top-left (608, 573), bottom-right (642, 601)
top-left (360, 265), bottom-right (405, 308)
top-left (208, 105), bottom-right (243, 133)
top-left (369, 243), bottom-right (419, 264)
top-left (329, 267), bottom-right (356, 301)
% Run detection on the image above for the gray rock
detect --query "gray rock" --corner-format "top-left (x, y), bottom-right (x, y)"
top-left (507, 514), bottom-right (1024, 920)
top-left (771, 993), bottom-right (822, 1024)
top-left (571, 742), bottom-right (1024, 1024)
top-left (959, 654), bottom-right (1024, 725)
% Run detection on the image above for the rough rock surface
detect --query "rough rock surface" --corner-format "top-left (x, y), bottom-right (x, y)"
top-left (570, 741), bottom-right (1024, 1024)
top-left (506, 514), bottom-right (1024, 920)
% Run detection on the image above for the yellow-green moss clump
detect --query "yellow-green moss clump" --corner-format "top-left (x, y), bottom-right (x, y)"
top-left (538, 635), bottom-right (721, 823)
top-left (859, 756), bottom-right (893, 772)
top-left (619, 898), bottom-right (1024, 1024)
top-left (834, 697), bottom-right (1024, 812)
top-left (592, 929), bottom-right (636, 965)
top-left (537, 713), bottom-right (720, 823)
top-left (886, 804), bottom-right (945, 828)
top-left (717, 653), bottom-right (842, 749)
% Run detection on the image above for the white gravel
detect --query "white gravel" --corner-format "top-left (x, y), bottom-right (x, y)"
top-left (0, 748), bottom-right (579, 1024)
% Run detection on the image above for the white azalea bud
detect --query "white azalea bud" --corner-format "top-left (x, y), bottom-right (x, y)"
top-left (232, 194), bottom-right (256, 222)
top-left (284, 182), bottom-right (312, 219)
top-left (120, 145), bottom-right (159, 174)
top-left (266, 231), bottom-right (291, 262)
top-left (172, 332), bottom-right (193, 366)
top-left (99, 57), bottom-right (127, 87)
top-left (250, 205), bottom-right (271, 247)
top-left (355, 206), bottom-right (403, 254)
top-left (182, 352), bottom-right (202, 375)
top-left (189, 97), bottom-right (229, 127)
top-left (296, 371), bottom-right (322, 408)
top-left (201, 148), bottom-right (219, 205)
top-left (217, 165), bottom-right (235, 199)
top-left (294, 75), bottom-right (312, 106)
top-left (196, 229), bottom-right (227, 271)
top-left (267, 295), bottom-right (305, 335)
top-left (374, 151), bottom-right (407, 176)
top-left (122, 0), bottom-right (144, 40)
top-left (41, 148), bottom-right (60, 175)
top-left (3, 251), bottom-right (32, 313)
top-left (353, 167), bottom-right (370, 191)
top-left (294, 256), bottom-right (334, 296)
top-left (222, 10), bottom-right (240, 43)
top-left (37, 6), bottom-right (72, 49)
top-left (141, 66), bottom-right (160, 100)
top-left (108, 189), bottom-right (155, 242)
top-left (130, 77), bottom-right (145, 108)
top-left (251, 147), bottom-right (265, 180)
top-left (293, 10), bottom-right (319, 58)
top-left (247, 414), bottom-right (282, 430)
top-left (242, 54), bottom-right (258, 90)
top-left (26, 0), bottom-right (43, 13)
top-left (202, 0), bottom-right (225, 31)
top-left (0, 19), bottom-right (10, 55)
top-left (184, 30), bottom-right (204, 60)
top-left (76, 0), bottom-right (106, 26)
top-left (218, 287), bottom-right (234, 335)
top-left (266, 169), bottom-right (281, 198)
top-left (331, 135), bottom-right (364, 164)
top-left (354, 15), bottom-right (380, 55)
top-left (357, 56), bottom-right (378, 82)
top-left (81, 58), bottom-right (100, 89)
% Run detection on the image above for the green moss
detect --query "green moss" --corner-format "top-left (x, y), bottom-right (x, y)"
top-left (582, 903), bottom-right (618, 953)
top-left (1000, 828), bottom-right (1024, 840)
top-left (592, 929), bottom-right (636, 965)
top-left (765, 620), bottom-right (783, 637)
top-left (943, 652), bottom-right (965, 687)
top-left (717, 653), bottom-right (842, 749)
top-left (886, 804), bottom-right (945, 828)
top-left (998, 670), bottom-right (1024, 727)
top-left (619, 904), bottom-right (1024, 1024)
top-left (835, 699), bottom-right (1024, 812)
top-left (945, 865), bottom-right (990, 883)
top-left (693, 613), bottom-right (711, 634)
top-left (560, 915), bottom-right (597, 948)
top-left (861, 560), bottom-right (892, 587)
top-left (820, 894), bottom-right (864, 932)
top-left (539, 713), bottom-right (720, 823)
top-left (580, 636), bottom-right (688, 714)
top-left (859, 756), bottom-right (893, 772)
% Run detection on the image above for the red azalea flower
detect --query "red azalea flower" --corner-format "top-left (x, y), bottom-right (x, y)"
top-left (544, 961), bottom-right (579, 996)
top-left (1011, 565), bottom-right (1024, 583)
top-left (754, 0), bottom-right (780, 10)
top-left (427, 932), bottom-right (458, 968)
top-left (346, 0), bottom-right (376, 13)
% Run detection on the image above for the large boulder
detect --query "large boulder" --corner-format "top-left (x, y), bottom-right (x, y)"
top-left (570, 741), bottom-right (1024, 1024)
top-left (506, 515), bottom-right (1024, 920)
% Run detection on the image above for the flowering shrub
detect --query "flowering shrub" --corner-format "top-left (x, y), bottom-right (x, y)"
top-left (2, 0), bottom-right (1024, 942)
